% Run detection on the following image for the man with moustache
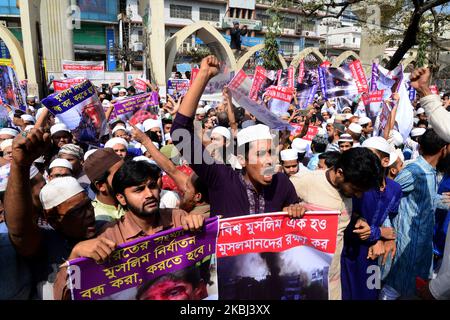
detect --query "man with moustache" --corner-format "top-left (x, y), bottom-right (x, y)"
top-left (171, 56), bottom-right (305, 219)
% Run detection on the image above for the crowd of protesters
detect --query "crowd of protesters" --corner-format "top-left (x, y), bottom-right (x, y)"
top-left (0, 55), bottom-right (449, 301)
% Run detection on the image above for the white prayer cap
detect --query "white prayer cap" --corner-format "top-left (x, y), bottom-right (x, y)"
top-left (21, 114), bottom-right (35, 123)
top-left (0, 164), bottom-right (39, 192)
top-left (35, 107), bottom-right (46, 121)
top-left (338, 134), bottom-right (353, 143)
top-left (50, 123), bottom-right (70, 136)
top-left (102, 99), bottom-right (111, 107)
top-left (411, 127), bottom-right (426, 137)
top-left (280, 149), bottom-right (299, 161)
top-left (84, 149), bottom-right (97, 161)
top-left (133, 156), bottom-right (157, 166)
top-left (416, 108), bottom-right (425, 115)
top-left (317, 127), bottom-right (326, 136)
top-left (389, 130), bottom-right (404, 147)
top-left (24, 125), bottom-right (35, 133)
top-left (0, 128), bottom-right (19, 137)
top-left (143, 118), bottom-right (161, 132)
top-left (358, 117), bottom-right (372, 126)
top-left (321, 107), bottom-right (330, 114)
top-left (196, 107), bottom-right (206, 115)
top-left (34, 156), bottom-right (45, 164)
top-left (27, 94), bottom-right (36, 100)
top-left (345, 113), bottom-right (354, 120)
top-left (204, 105), bottom-right (212, 113)
top-left (362, 136), bottom-right (391, 155)
top-left (112, 125), bottom-right (128, 135)
top-left (198, 101), bottom-right (206, 107)
top-left (395, 148), bottom-right (405, 163)
top-left (119, 88), bottom-right (127, 94)
top-left (49, 158), bottom-right (73, 171)
top-left (40, 177), bottom-right (85, 210)
top-left (211, 126), bottom-right (231, 141)
top-left (0, 139), bottom-right (13, 152)
top-left (112, 87), bottom-right (120, 95)
top-left (105, 137), bottom-right (128, 149)
top-left (342, 106), bottom-right (352, 112)
top-left (348, 123), bottom-right (362, 134)
top-left (237, 124), bottom-right (272, 147)
top-left (388, 151), bottom-right (399, 167)
top-left (326, 119), bottom-right (334, 125)
top-left (291, 138), bottom-right (309, 154)
top-left (134, 123), bottom-right (145, 132)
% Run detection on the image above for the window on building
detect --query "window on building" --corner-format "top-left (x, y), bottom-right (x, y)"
top-left (170, 4), bottom-right (192, 19)
top-left (353, 38), bottom-right (356, 43)
top-left (279, 41), bottom-right (294, 54)
top-left (282, 17), bottom-right (296, 29)
top-left (343, 38), bottom-right (346, 44)
top-left (199, 7), bottom-right (220, 22)
top-left (257, 14), bottom-right (271, 27)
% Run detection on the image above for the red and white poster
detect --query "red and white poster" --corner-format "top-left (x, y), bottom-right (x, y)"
top-left (190, 68), bottom-right (199, 86)
top-left (53, 78), bottom-right (86, 93)
top-left (134, 78), bottom-right (149, 93)
top-left (266, 86), bottom-right (295, 116)
top-left (62, 60), bottom-right (105, 80)
top-left (320, 61), bottom-right (331, 68)
top-left (349, 60), bottom-right (369, 93)
top-left (290, 124), bottom-right (320, 141)
top-left (430, 85), bottom-right (439, 95)
top-left (361, 90), bottom-right (384, 106)
top-left (249, 66), bottom-right (267, 102)
top-left (216, 212), bottom-right (339, 300)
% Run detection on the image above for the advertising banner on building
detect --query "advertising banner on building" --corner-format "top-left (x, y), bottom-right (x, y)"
top-left (62, 60), bottom-right (105, 80)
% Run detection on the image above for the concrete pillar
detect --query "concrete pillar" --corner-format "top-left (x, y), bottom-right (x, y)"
top-left (18, 0), bottom-right (42, 96)
top-left (40, 0), bottom-right (74, 75)
top-left (359, 27), bottom-right (385, 69)
top-left (148, 0), bottom-right (166, 95)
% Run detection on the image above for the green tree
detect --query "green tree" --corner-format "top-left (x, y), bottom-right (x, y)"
top-left (262, 0), bottom-right (288, 70)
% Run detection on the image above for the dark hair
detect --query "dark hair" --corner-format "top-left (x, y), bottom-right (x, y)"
top-left (418, 129), bottom-right (448, 156)
top-left (112, 160), bottom-right (161, 195)
top-left (192, 174), bottom-right (209, 203)
top-left (162, 118), bottom-right (173, 125)
top-left (319, 151), bottom-right (340, 168)
top-left (311, 136), bottom-right (328, 153)
top-left (217, 112), bottom-right (229, 127)
top-left (335, 148), bottom-right (382, 190)
top-left (417, 119), bottom-right (429, 128)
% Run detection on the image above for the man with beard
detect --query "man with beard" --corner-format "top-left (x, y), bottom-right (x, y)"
top-left (171, 56), bottom-right (305, 219)
top-left (83, 148), bottom-right (124, 224)
top-left (53, 160), bottom-right (204, 300)
top-left (384, 129), bottom-right (450, 298)
top-left (290, 148), bottom-right (383, 300)
top-left (5, 129), bottom-right (98, 299)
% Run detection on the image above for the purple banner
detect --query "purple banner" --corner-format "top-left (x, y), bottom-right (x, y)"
top-left (370, 63), bottom-right (379, 93)
top-left (296, 83), bottom-right (318, 110)
top-left (68, 217), bottom-right (219, 300)
top-left (113, 93), bottom-right (153, 116)
top-left (318, 67), bottom-right (328, 100)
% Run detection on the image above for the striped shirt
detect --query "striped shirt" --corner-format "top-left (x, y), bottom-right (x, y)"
top-left (385, 156), bottom-right (438, 298)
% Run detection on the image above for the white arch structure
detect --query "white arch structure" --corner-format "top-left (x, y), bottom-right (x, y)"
top-left (165, 22), bottom-right (237, 80)
top-left (290, 47), bottom-right (325, 68)
top-left (332, 51), bottom-right (361, 67)
top-left (0, 25), bottom-right (26, 80)
top-left (236, 43), bottom-right (288, 71)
